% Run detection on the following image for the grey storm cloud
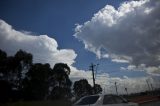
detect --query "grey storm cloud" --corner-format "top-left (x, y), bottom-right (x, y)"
top-left (74, 0), bottom-right (160, 68)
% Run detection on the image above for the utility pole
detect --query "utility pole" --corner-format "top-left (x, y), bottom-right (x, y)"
top-left (95, 64), bottom-right (99, 79)
top-left (115, 82), bottom-right (118, 95)
top-left (150, 83), bottom-right (154, 91)
top-left (146, 80), bottom-right (151, 91)
top-left (103, 87), bottom-right (105, 94)
top-left (89, 63), bottom-right (96, 93)
top-left (125, 87), bottom-right (128, 95)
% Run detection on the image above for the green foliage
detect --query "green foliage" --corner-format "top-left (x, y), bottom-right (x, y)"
top-left (73, 79), bottom-right (92, 99)
top-left (0, 49), bottom-right (73, 102)
top-left (14, 50), bottom-right (33, 89)
top-left (73, 79), bottom-right (102, 99)
top-left (49, 63), bottom-right (72, 99)
top-left (94, 84), bottom-right (102, 94)
top-left (0, 49), bottom-right (102, 103)
top-left (0, 49), bottom-right (33, 102)
top-left (0, 49), bottom-right (7, 77)
top-left (0, 80), bottom-right (12, 103)
top-left (22, 63), bottom-right (51, 100)
top-left (0, 49), bottom-right (7, 60)
top-left (0, 49), bottom-right (33, 90)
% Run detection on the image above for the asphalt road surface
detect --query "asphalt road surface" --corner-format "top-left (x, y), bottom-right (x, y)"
top-left (140, 101), bottom-right (160, 106)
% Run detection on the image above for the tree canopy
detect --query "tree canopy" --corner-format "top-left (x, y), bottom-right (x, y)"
top-left (73, 79), bottom-right (102, 99)
top-left (0, 49), bottom-right (73, 102)
top-left (0, 49), bottom-right (102, 103)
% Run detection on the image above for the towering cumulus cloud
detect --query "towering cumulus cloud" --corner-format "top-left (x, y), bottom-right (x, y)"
top-left (74, 0), bottom-right (160, 74)
top-left (0, 19), bottom-right (77, 67)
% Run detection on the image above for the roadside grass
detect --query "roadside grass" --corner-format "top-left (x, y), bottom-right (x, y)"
top-left (1, 100), bottom-right (72, 106)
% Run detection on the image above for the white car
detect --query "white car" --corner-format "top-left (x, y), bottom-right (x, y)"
top-left (73, 94), bottom-right (139, 106)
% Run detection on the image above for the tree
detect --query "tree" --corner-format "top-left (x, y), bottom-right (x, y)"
top-left (50, 63), bottom-right (72, 99)
top-left (0, 50), bottom-right (73, 101)
top-left (0, 49), bottom-right (33, 101)
top-left (0, 49), bottom-right (7, 60)
top-left (14, 50), bottom-right (32, 88)
top-left (22, 63), bottom-right (51, 100)
top-left (73, 79), bottom-right (92, 99)
top-left (0, 50), bottom-right (32, 89)
top-left (0, 80), bottom-right (12, 103)
top-left (0, 49), bottom-right (7, 80)
top-left (94, 84), bottom-right (102, 94)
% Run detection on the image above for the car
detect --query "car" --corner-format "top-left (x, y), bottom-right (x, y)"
top-left (73, 94), bottom-right (139, 106)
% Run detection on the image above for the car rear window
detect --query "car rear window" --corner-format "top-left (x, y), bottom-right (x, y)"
top-left (103, 95), bottom-right (115, 104)
top-left (76, 95), bottom-right (99, 105)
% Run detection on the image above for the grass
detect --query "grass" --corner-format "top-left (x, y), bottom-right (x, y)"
top-left (1, 100), bottom-right (72, 106)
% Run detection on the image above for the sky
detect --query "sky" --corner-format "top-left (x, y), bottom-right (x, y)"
top-left (0, 0), bottom-right (160, 94)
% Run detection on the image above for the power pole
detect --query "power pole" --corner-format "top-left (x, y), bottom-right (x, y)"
top-left (115, 82), bottom-right (118, 95)
top-left (146, 80), bottom-right (151, 91)
top-left (150, 83), bottom-right (154, 91)
top-left (90, 63), bottom-right (96, 93)
top-left (95, 64), bottom-right (99, 79)
top-left (103, 87), bottom-right (105, 94)
top-left (125, 87), bottom-right (128, 95)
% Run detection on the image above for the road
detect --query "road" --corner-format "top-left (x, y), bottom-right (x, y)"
top-left (140, 101), bottom-right (160, 106)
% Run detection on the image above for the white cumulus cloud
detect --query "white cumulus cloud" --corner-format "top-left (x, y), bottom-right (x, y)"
top-left (0, 19), bottom-right (77, 67)
top-left (74, 0), bottom-right (160, 75)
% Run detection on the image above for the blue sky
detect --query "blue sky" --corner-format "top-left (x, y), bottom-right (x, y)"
top-left (0, 0), bottom-right (160, 93)
top-left (0, 0), bottom-right (147, 78)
